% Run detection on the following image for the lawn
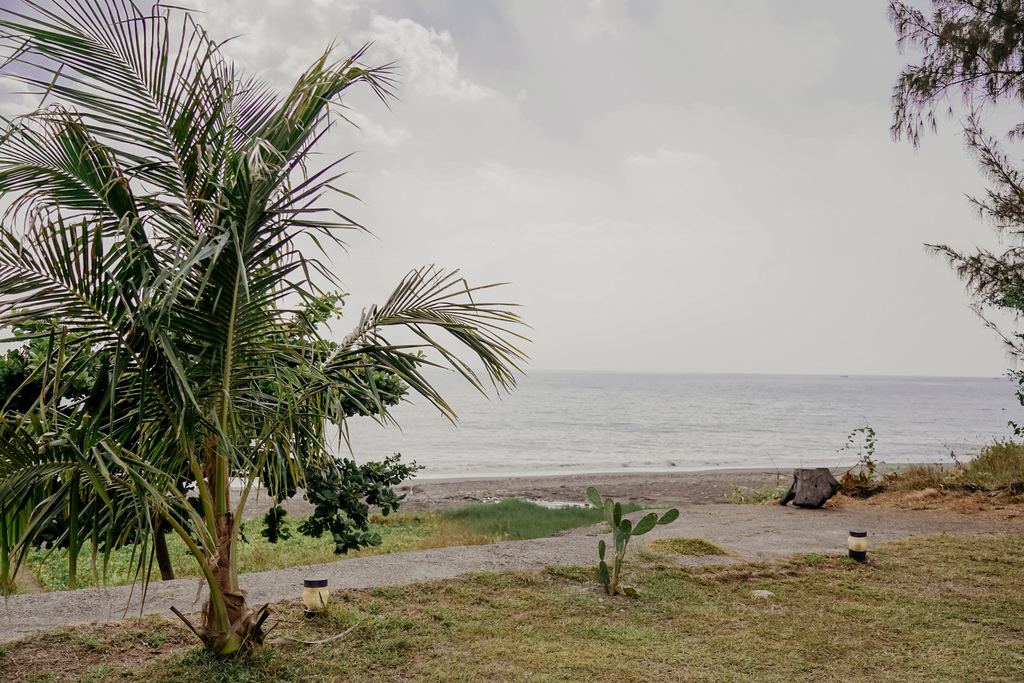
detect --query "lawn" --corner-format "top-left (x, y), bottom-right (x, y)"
top-left (4, 531), bottom-right (1022, 682)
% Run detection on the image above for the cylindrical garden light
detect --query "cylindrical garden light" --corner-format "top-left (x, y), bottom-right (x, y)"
top-left (848, 529), bottom-right (867, 562)
top-left (302, 578), bottom-right (330, 615)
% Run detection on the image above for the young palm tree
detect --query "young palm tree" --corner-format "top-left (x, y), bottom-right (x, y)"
top-left (0, 0), bottom-right (525, 655)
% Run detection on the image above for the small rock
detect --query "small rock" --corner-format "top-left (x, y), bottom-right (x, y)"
top-left (750, 590), bottom-right (775, 599)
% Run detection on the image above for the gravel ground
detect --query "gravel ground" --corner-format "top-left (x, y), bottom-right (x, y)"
top-left (3, 468), bottom-right (1022, 643)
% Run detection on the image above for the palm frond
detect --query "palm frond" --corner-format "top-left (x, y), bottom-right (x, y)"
top-left (323, 266), bottom-right (527, 421)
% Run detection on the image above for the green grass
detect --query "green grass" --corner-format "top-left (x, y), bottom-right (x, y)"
top-left (881, 463), bottom-right (952, 492)
top-left (724, 485), bottom-right (788, 504)
top-left (25, 511), bottom-right (467, 592)
top-left (6, 532), bottom-right (1024, 682)
top-left (439, 497), bottom-right (646, 541)
top-left (26, 512), bottom-right (440, 592)
top-left (961, 439), bottom-right (1024, 486)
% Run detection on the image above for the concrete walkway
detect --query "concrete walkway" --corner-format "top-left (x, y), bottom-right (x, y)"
top-left (3, 504), bottom-right (1021, 643)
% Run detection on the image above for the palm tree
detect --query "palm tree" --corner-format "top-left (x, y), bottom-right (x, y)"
top-left (0, 0), bottom-right (525, 655)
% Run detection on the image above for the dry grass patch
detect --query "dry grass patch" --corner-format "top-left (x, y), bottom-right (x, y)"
top-left (840, 444), bottom-right (1024, 515)
top-left (647, 537), bottom-right (728, 556)
top-left (848, 485), bottom-right (1024, 518)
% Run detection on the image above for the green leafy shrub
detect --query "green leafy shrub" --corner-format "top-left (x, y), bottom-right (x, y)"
top-left (296, 454), bottom-right (422, 554)
top-left (837, 424), bottom-right (878, 489)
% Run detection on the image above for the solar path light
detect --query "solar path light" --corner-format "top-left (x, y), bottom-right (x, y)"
top-left (302, 579), bottom-right (330, 614)
top-left (848, 529), bottom-right (867, 562)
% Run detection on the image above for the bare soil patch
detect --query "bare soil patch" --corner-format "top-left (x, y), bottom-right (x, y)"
top-left (2, 615), bottom-right (196, 682)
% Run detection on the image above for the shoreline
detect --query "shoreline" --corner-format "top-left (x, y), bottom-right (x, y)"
top-left (244, 467), bottom-right (795, 517)
top-left (241, 471), bottom-right (790, 518)
top-left (243, 462), bottom-right (946, 517)
top-left (393, 468), bottom-right (789, 512)
top-left (409, 464), bottom-right (799, 481)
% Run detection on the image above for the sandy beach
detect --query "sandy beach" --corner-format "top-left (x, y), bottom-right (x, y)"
top-left (242, 467), bottom-right (792, 518)
top-left (393, 468), bottom-right (790, 511)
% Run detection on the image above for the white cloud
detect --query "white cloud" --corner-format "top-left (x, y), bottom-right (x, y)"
top-left (652, 2), bottom-right (840, 99)
top-left (188, 0), bottom-right (371, 87)
top-left (361, 16), bottom-right (497, 102)
top-left (0, 88), bottom-right (38, 118)
top-left (624, 147), bottom-right (728, 212)
top-left (580, 0), bottom-right (619, 39)
top-left (341, 109), bottom-right (411, 147)
top-left (474, 161), bottom-right (519, 191)
top-left (625, 148), bottom-right (711, 169)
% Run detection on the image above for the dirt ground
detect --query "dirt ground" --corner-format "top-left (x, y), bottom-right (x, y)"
top-left (3, 468), bottom-right (1023, 647)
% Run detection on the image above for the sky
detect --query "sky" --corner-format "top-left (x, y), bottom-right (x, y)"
top-left (2, 0), bottom-right (1017, 377)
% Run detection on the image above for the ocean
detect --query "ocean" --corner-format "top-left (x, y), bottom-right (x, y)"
top-left (340, 372), bottom-right (1020, 478)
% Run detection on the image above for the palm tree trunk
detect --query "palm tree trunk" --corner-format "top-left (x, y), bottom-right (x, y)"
top-left (0, 506), bottom-right (11, 594)
top-left (199, 433), bottom-right (261, 655)
top-left (159, 506), bottom-right (259, 655)
top-left (68, 477), bottom-right (79, 590)
top-left (153, 519), bottom-right (174, 581)
top-left (201, 509), bottom-right (265, 654)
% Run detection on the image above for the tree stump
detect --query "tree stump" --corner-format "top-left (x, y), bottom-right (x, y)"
top-left (779, 468), bottom-right (839, 508)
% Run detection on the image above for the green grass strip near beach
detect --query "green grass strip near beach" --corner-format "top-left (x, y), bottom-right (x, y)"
top-left (439, 497), bottom-right (647, 541)
top-left (5, 532), bottom-right (1022, 682)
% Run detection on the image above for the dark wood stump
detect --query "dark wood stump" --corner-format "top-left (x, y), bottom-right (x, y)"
top-left (779, 468), bottom-right (839, 508)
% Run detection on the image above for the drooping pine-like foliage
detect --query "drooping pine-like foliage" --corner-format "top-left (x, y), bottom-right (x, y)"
top-left (892, 1), bottom-right (1024, 364)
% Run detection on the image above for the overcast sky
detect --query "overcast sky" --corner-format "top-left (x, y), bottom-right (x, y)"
top-left (6, 0), bottom-right (1017, 377)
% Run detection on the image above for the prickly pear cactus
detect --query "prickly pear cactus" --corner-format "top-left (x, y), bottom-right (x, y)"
top-left (596, 539), bottom-right (610, 587)
top-left (586, 486), bottom-right (679, 595)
